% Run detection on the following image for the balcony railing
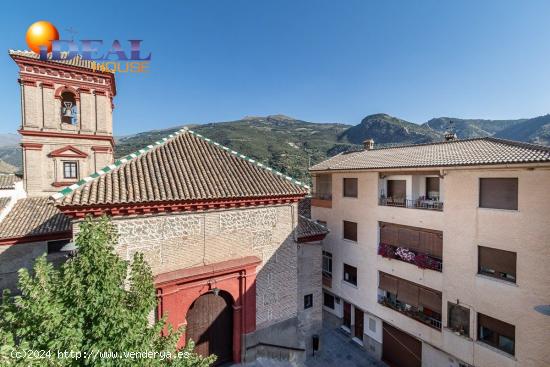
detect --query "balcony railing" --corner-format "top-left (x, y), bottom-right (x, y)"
top-left (379, 197), bottom-right (443, 211)
top-left (378, 295), bottom-right (442, 330)
top-left (378, 243), bottom-right (442, 272)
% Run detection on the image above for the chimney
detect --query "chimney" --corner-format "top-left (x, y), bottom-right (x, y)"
top-left (444, 120), bottom-right (457, 141)
top-left (363, 138), bottom-right (374, 150)
top-left (444, 132), bottom-right (457, 141)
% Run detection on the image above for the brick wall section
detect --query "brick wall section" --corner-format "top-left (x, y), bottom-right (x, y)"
top-left (85, 204), bottom-right (300, 329)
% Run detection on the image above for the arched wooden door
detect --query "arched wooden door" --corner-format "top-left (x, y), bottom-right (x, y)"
top-left (186, 291), bottom-right (233, 365)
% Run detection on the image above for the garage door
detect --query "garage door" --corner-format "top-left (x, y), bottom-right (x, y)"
top-left (382, 323), bottom-right (421, 367)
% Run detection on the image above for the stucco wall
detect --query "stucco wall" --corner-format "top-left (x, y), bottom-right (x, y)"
top-left (312, 166), bottom-right (550, 367)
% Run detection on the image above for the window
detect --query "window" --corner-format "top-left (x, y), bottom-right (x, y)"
top-left (478, 246), bottom-right (517, 283)
top-left (479, 178), bottom-right (518, 210)
top-left (343, 263), bottom-right (357, 286)
top-left (448, 302), bottom-right (470, 337)
top-left (387, 180), bottom-right (406, 200)
top-left (323, 292), bottom-right (335, 309)
top-left (343, 221), bottom-right (357, 242)
top-left (343, 178), bottom-right (358, 198)
top-left (322, 251), bottom-right (332, 277)
top-left (478, 313), bottom-right (515, 355)
top-left (47, 239), bottom-right (71, 254)
top-left (314, 174), bottom-right (332, 200)
top-left (426, 177), bottom-right (440, 200)
top-left (63, 161), bottom-right (78, 179)
top-left (304, 294), bottom-right (313, 309)
top-left (368, 317), bottom-right (376, 333)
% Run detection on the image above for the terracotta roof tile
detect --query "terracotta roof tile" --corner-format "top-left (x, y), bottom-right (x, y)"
top-left (54, 128), bottom-right (308, 206)
top-left (0, 174), bottom-right (17, 190)
top-left (0, 197), bottom-right (71, 239)
top-left (296, 215), bottom-right (329, 242)
top-left (310, 138), bottom-right (550, 171)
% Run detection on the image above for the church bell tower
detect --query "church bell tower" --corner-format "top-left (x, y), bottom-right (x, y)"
top-left (9, 50), bottom-right (116, 196)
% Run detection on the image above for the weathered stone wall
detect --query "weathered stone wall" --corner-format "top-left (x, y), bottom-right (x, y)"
top-left (101, 204), bottom-right (300, 329)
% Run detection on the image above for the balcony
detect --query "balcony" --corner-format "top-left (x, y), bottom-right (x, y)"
top-left (379, 173), bottom-right (444, 211)
top-left (378, 243), bottom-right (442, 272)
top-left (378, 197), bottom-right (443, 211)
top-left (311, 192), bottom-right (332, 208)
top-left (378, 295), bottom-right (442, 330)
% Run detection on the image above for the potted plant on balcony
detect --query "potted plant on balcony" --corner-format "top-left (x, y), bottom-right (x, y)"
top-left (378, 243), bottom-right (395, 258)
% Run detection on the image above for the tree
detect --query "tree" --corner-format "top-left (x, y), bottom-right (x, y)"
top-left (0, 216), bottom-right (216, 367)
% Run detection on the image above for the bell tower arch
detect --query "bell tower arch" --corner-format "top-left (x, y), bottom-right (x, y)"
top-left (9, 50), bottom-right (116, 196)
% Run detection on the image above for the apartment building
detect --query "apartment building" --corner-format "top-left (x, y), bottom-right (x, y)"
top-left (310, 137), bottom-right (550, 367)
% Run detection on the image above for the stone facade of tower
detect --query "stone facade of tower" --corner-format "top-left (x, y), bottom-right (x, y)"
top-left (9, 51), bottom-right (116, 196)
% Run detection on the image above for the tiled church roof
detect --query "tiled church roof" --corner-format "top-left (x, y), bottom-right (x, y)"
top-left (310, 137), bottom-right (550, 171)
top-left (0, 197), bottom-right (71, 239)
top-left (53, 128), bottom-right (309, 206)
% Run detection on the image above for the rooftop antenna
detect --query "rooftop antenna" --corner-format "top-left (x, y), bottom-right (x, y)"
top-left (65, 27), bottom-right (78, 41)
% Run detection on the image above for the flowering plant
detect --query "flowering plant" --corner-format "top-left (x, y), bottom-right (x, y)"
top-left (396, 247), bottom-right (415, 262)
top-left (378, 243), bottom-right (395, 258)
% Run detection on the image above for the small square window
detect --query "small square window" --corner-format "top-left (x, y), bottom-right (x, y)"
top-left (323, 292), bottom-right (335, 309)
top-left (343, 178), bottom-right (358, 198)
top-left (343, 221), bottom-right (357, 242)
top-left (63, 161), bottom-right (78, 180)
top-left (304, 294), bottom-right (313, 309)
top-left (343, 263), bottom-right (358, 286)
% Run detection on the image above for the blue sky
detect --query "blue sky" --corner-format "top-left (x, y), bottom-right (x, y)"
top-left (1, 0), bottom-right (549, 135)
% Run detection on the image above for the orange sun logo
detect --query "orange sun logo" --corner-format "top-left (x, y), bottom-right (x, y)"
top-left (26, 21), bottom-right (59, 54)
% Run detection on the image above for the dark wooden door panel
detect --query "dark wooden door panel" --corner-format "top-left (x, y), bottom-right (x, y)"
top-left (343, 301), bottom-right (352, 328)
top-left (354, 308), bottom-right (364, 340)
top-left (186, 292), bottom-right (233, 365)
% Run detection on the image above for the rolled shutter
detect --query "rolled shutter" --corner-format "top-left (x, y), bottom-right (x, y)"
top-left (398, 227), bottom-right (421, 253)
top-left (344, 221), bottom-right (358, 241)
top-left (479, 246), bottom-right (516, 276)
top-left (379, 273), bottom-right (399, 294)
top-left (478, 313), bottom-right (515, 339)
top-left (419, 288), bottom-right (442, 313)
top-left (479, 178), bottom-right (518, 210)
top-left (397, 280), bottom-right (419, 307)
top-left (380, 223), bottom-right (398, 246)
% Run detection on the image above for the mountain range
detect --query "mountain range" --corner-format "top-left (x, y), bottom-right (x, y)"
top-left (1, 113), bottom-right (549, 180)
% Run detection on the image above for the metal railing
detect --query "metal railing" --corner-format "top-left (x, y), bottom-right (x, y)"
top-left (378, 243), bottom-right (443, 272)
top-left (379, 197), bottom-right (443, 211)
top-left (378, 295), bottom-right (442, 330)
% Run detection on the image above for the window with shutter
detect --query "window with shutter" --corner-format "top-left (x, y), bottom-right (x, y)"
top-left (343, 221), bottom-right (358, 242)
top-left (343, 263), bottom-right (357, 286)
top-left (478, 313), bottom-right (515, 355)
top-left (343, 178), bottom-right (358, 198)
top-left (479, 178), bottom-right (518, 210)
top-left (478, 246), bottom-right (517, 283)
top-left (426, 177), bottom-right (440, 199)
